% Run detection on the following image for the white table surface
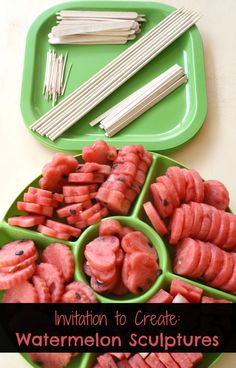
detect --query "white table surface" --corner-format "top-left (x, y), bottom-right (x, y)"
top-left (0, 0), bottom-right (235, 366)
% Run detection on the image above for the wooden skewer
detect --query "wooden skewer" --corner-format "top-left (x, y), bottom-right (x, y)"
top-left (44, 11), bottom-right (198, 137)
top-left (33, 8), bottom-right (187, 133)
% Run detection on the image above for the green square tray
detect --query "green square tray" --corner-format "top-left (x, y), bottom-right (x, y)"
top-left (21, 0), bottom-right (207, 153)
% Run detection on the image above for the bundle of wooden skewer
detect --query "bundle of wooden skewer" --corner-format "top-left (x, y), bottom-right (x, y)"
top-left (48, 10), bottom-right (146, 45)
top-left (31, 8), bottom-right (200, 140)
top-left (43, 50), bottom-right (72, 106)
top-left (89, 64), bottom-right (187, 137)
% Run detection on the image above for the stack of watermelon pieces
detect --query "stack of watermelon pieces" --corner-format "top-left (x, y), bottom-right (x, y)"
top-left (8, 141), bottom-right (152, 241)
top-left (92, 278), bottom-right (231, 368)
top-left (93, 352), bottom-right (204, 368)
top-left (83, 219), bottom-right (159, 296)
top-left (1, 241), bottom-right (97, 304)
top-left (143, 165), bottom-right (236, 295)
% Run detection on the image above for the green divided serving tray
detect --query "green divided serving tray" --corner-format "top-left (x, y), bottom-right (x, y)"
top-left (21, 0), bottom-right (207, 153)
top-left (1, 152), bottom-right (234, 368)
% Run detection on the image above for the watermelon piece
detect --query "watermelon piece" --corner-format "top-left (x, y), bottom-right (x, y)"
top-left (17, 201), bottom-right (53, 217)
top-left (166, 166), bottom-right (186, 202)
top-left (99, 219), bottom-right (123, 237)
top-left (180, 204), bottom-right (194, 239)
top-left (68, 173), bottom-right (104, 184)
top-left (170, 278), bottom-right (203, 303)
top-left (204, 180), bottom-right (229, 210)
top-left (3, 281), bottom-right (38, 303)
top-left (182, 169), bottom-right (196, 203)
top-left (46, 220), bottom-right (81, 238)
top-left (201, 296), bottom-right (231, 303)
top-left (90, 274), bottom-right (117, 293)
top-left (170, 353), bottom-right (193, 368)
top-left (150, 182), bottom-right (174, 218)
top-left (65, 281), bottom-right (97, 303)
top-left (32, 275), bottom-right (51, 303)
top-left (57, 203), bottom-right (83, 218)
top-left (63, 185), bottom-right (97, 196)
top-left (76, 162), bottom-right (111, 176)
top-left (209, 251), bottom-right (234, 288)
top-left (85, 236), bottom-right (119, 272)
top-left (213, 210), bottom-right (230, 246)
top-left (148, 289), bottom-right (173, 303)
top-left (27, 187), bottom-right (53, 198)
top-left (173, 238), bottom-right (201, 276)
top-left (203, 243), bottom-right (225, 282)
top-left (145, 353), bottom-right (165, 368)
top-left (90, 262), bottom-right (117, 284)
top-left (190, 240), bottom-right (212, 278)
top-left (35, 263), bottom-right (64, 303)
top-left (87, 212), bottom-right (102, 226)
top-left (128, 353), bottom-right (149, 368)
top-left (42, 243), bottom-right (75, 282)
top-left (82, 140), bottom-right (117, 164)
top-left (156, 353), bottom-right (179, 368)
top-left (40, 153), bottom-right (78, 192)
top-left (64, 193), bottom-right (91, 204)
top-left (97, 353), bottom-right (118, 368)
top-left (37, 225), bottom-right (71, 241)
top-left (122, 252), bottom-right (158, 295)
top-left (190, 202), bottom-right (204, 239)
top-left (0, 240), bottom-right (36, 267)
top-left (186, 353), bottom-right (203, 365)
top-left (156, 175), bottom-right (180, 208)
top-left (169, 208), bottom-right (184, 244)
top-left (0, 253), bottom-right (38, 273)
top-left (23, 193), bottom-right (58, 208)
top-left (8, 215), bottom-right (46, 228)
top-left (79, 203), bottom-right (101, 221)
top-left (189, 169), bottom-right (204, 203)
top-left (0, 264), bottom-right (35, 289)
top-left (121, 231), bottom-right (157, 259)
top-left (29, 352), bottom-right (72, 368)
top-left (143, 201), bottom-right (168, 236)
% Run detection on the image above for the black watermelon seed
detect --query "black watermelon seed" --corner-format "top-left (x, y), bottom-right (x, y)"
top-left (19, 239), bottom-right (27, 243)
top-left (91, 198), bottom-right (97, 205)
top-left (137, 286), bottom-right (144, 293)
top-left (70, 209), bottom-right (77, 215)
top-left (75, 292), bottom-right (81, 300)
top-left (15, 250), bottom-right (24, 256)
top-left (163, 199), bottom-right (169, 206)
top-left (62, 174), bottom-right (68, 179)
top-left (157, 269), bottom-right (163, 276)
top-left (148, 242), bottom-right (153, 248)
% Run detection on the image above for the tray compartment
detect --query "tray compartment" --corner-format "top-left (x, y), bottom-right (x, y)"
top-left (74, 216), bottom-right (169, 303)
